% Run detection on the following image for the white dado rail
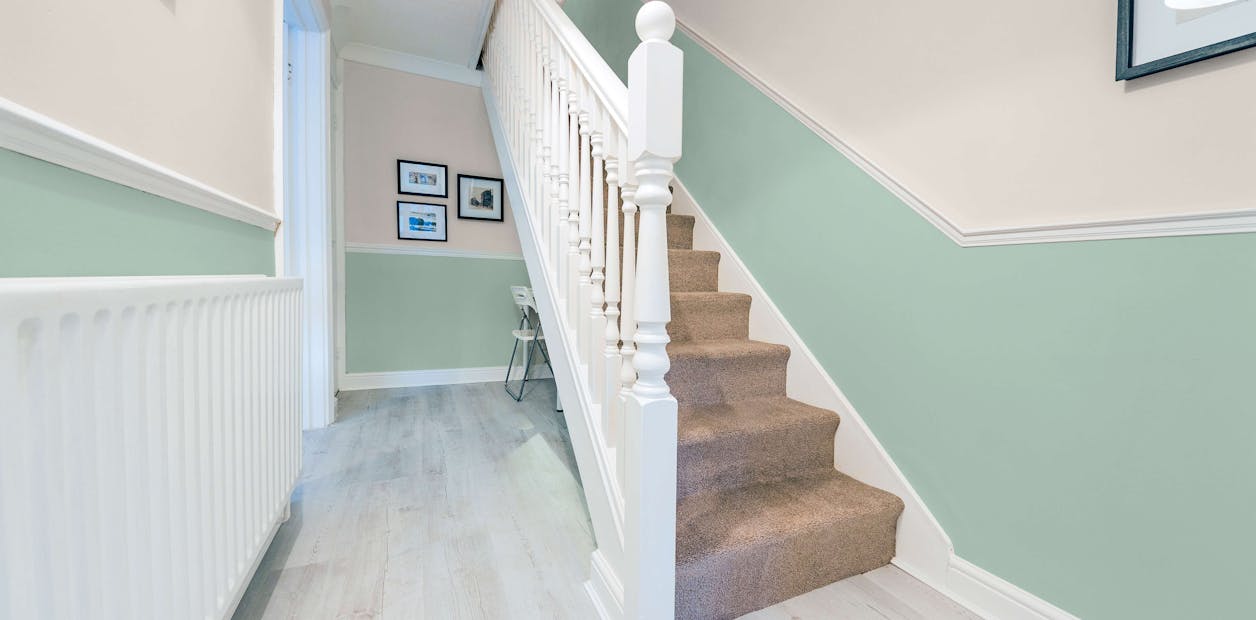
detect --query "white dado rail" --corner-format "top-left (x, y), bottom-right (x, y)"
top-left (483, 1), bottom-right (682, 617)
top-left (0, 276), bottom-right (303, 619)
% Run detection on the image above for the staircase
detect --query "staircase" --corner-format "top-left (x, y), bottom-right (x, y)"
top-left (663, 212), bottom-right (904, 619)
top-left (482, 1), bottom-right (903, 618)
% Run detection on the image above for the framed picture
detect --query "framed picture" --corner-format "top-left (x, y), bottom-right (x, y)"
top-left (397, 160), bottom-right (448, 197)
top-left (1117, 0), bottom-right (1256, 80)
top-left (457, 174), bottom-right (504, 222)
top-left (397, 201), bottom-right (447, 242)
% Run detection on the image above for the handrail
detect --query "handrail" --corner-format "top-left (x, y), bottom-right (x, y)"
top-left (528, 0), bottom-right (628, 131)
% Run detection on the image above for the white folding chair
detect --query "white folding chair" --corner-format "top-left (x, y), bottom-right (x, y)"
top-left (504, 286), bottom-right (553, 401)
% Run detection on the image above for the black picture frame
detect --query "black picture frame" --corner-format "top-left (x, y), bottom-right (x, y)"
top-left (397, 159), bottom-right (448, 197)
top-left (1117, 0), bottom-right (1256, 80)
top-left (396, 201), bottom-right (448, 242)
top-left (456, 174), bottom-right (505, 222)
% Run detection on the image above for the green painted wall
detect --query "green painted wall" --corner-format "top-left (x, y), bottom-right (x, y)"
top-left (0, 148), bottom-right (274, 277)
top-left (564, 2), bottom-right (1256, 618)
top-left (345, 252), bottom-right (532, 373)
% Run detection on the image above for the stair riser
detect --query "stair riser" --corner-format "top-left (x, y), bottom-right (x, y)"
top-left (678, 421), bottom-right (837, 500)
top-left (666, 348), bottom-right (787, 408)
top-left (669, 295), bottom-right (750, 343)
top-left (668, 250), bottom-right (720, 293)
top-left (676, 510), bottom-right (899, 620)
top-left (616, 212), bottom-right (694, 250)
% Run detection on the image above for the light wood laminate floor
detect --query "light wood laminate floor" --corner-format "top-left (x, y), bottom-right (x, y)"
top-left (234, 381), bottom-right (980, 620)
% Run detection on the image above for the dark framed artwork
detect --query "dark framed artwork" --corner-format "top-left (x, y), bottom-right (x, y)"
top-left (1117, 0), bottom-right (1256, 80)
top-left (397, 201), bottom-right (447, 242)
top-left (397, 160), bottom-right (448, 197)
top-left (457, 174), bottom-right (504, 222)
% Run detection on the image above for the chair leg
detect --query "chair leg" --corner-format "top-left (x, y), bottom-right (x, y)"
top-left (538, 339), bottom-right (554, 378)
top-left (505, 336), bottom-right (523, 401)
top-left (514, 337), bottom-right (535, 402)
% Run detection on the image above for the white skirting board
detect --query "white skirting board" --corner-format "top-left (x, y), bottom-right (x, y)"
top-left (944, 556), bottom-right (1080, 620)
top-left (340, 365), bottom-right (553, 391)
top-left (585, 549), bottom-right (626, 620)
top-left (671, 180), bottom-right (1076, 619)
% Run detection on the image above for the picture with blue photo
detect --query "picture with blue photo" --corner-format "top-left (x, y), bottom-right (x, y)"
top-left (397, 201), bottom-right (447, 242)
top-left (397, 160), bottom-right (448, 197)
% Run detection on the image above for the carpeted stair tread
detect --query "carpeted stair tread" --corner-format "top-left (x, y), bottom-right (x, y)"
top-left (669, 291), bottom-right (751, 343)
top-left (678, 397), bottom-right (839, 500)
top-left (666, 339), bottom-right (789, 408)
top-left (675, 471), bottom-right (904, 620)
top-left (615, 212), bottom-right (694, 250)
top-left (668, 249), bottom-right (720, 292)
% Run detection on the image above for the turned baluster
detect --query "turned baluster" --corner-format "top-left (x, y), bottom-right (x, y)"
top-left (515, 2), bottom-right (527, 162)
top-left (548, 36), bottom-right (562, 267)
top-left (524, 4), bottom-right (534, 193)
top-left (576, 84), bottom-right (593, 360)
top-left (616, 133), bottom-right (638, 490)
top-left (531, 9), bottom-right (545, 215)
top-left (538, 29), bottom-right (552, 257)
top-left (618, 134), bottom-right (639, 406)
top-left (565, 70), bottom-right (581, 322)
top-left (555, 53), bottom-right (572, 306)
top-left (587, 101), bottom-right (607, 404)
top-left (602, 122), bottom-right (622, 449)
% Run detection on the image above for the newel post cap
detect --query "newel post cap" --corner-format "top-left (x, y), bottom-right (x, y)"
top-left (636, 1), bottom-right (676, 42)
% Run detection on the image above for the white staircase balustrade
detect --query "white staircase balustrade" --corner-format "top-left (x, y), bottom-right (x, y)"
top-left (482, 1), bottom-right (683, 618)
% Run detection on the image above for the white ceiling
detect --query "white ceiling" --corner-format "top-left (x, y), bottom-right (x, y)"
top-left (331, 0), bottom-right (495, 69)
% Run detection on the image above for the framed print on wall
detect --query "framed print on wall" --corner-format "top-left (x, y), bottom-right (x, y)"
top-left (397, 201), bottom-right (447, 242)
top-left (457, 174), bottom-right (504, 222)
top-left (1117, 0), bottom-right (1256, 80)
top-left (397, 160), bottom-right (448, 197)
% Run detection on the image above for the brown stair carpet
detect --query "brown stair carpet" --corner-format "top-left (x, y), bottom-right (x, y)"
top-left (617, 212), bottom-right (695, 250)
top-left (661, 209), bottom-right (904, 619)
top-left (668, 250), bottom-right (721, 292)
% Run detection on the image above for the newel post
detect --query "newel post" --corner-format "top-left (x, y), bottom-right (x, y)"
top-left (623, 2), bottom-right (681, 619)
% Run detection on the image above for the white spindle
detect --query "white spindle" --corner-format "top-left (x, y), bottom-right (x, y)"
top-left (588, 102), bottom-right (606, 404)
top-left (602, 122), bottom-right (622, 448)
top-left (566, 71), bottom-right (581, 322)
top-left (556, 54), bottom-right (572, 307)
top-left (538, 25), bottom-right (551, 255)
top-left (576, 84), bottom-right (593, 361)
top-left (549, 42), bottom-right (561, 269)
top-left (618, 134), bottom-right (638, 407)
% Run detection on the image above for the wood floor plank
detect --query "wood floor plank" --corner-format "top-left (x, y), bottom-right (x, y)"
top-left (233, 380), bottom-right (598, 620)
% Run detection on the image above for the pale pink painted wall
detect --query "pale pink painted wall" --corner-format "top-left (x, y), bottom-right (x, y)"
top-left (343, 61), bottom-right (521, 254)
top-left (1, 0), bottom-right (277, 212)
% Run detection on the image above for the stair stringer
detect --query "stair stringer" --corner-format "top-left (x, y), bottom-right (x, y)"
top-left (669, 177), bottom-right (956, 593)
top-left (482, 85), bottom-right (628, 620)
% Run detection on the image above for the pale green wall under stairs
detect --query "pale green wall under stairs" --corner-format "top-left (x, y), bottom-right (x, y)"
top-left (344, 252), bottom-right (532, 373)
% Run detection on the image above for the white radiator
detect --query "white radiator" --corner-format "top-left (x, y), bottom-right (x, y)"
top-left (0, 276), bottom-right (303, 620)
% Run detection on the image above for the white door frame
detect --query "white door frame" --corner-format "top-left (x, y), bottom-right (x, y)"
top-left (282, 0), bottom-right (335, 429)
